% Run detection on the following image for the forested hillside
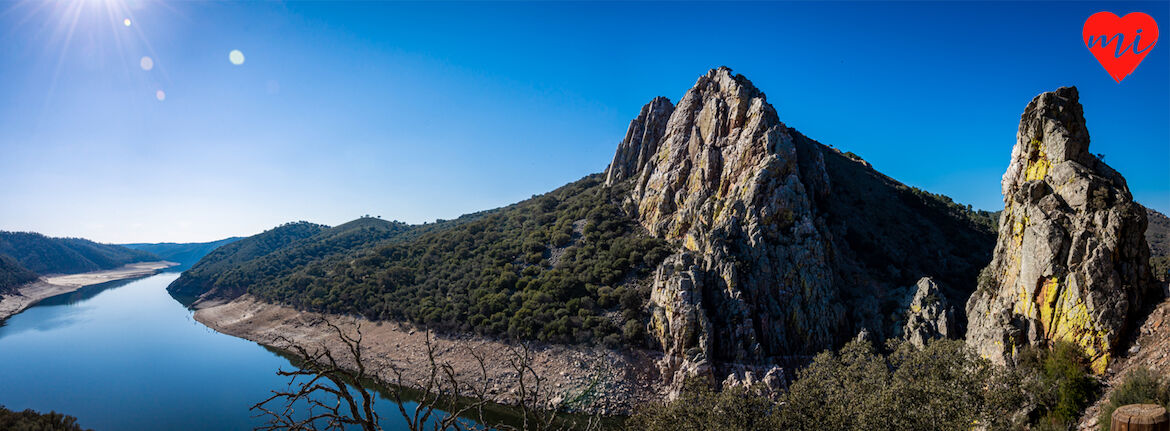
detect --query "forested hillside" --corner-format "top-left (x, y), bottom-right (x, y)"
top-left (168, 221), bottom-right (331, 299)
top-left (0, 231), bottom-right (158, 275)
top-left (168, 217), bottom-right (431, 302)
top-left (122, 237), bottom-right (242, 269)
top-left (0, 255), bottom-right (39, 294)
top-left (177, 175), bottom-right (673, 346)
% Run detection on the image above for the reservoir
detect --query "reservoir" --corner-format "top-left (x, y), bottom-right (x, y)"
top-left (0, 272), bottom-right (441, 430)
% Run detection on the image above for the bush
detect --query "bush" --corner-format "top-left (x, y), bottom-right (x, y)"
top-left (625, 379), bottom-right (780, 431)
top-left (780, 339), bottom-right (1027, 430)
top-left (1017, 341), bottom-right (1097, 428)
top-left (0, 405), bottom-right (90, 431)
top-left (631, 339), bottom-right (1031, 431)
top-left (1099, 367), bottom-right (1170, 431)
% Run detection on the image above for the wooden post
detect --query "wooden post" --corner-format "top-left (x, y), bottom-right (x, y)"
top-left (1111, 404), bottom-right (1170, 431)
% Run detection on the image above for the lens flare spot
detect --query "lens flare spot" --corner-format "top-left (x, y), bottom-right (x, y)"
top-left (123, 18), bottom-right (131, 27)
top-left (229, 50), bottom-right (245, 65)
top-left (155, 90), bottom-right (166, 101)
top-left (139, 56), bottom-right (154, 71)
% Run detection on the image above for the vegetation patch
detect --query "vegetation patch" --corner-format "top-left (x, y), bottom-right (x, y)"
top-left (629, 339), bottom-right (1105, 431)
top-left (228, 175), bottom-right (672, 347)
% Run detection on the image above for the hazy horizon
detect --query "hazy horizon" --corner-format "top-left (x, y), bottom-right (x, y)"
top-left (2, 1), bottom-right (1167, 244)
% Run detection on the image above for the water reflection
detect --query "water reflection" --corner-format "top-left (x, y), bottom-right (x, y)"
top-left (0, 273), bottom-right (495, 431)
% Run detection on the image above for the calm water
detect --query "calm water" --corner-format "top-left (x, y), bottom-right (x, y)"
top-left (0, 272), bottom-right (449, 430)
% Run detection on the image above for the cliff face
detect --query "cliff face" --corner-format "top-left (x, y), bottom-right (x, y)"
top-left (965, 87), bottom-right (1157, 374)
top-left (606, 67), bottom-right (996, 392)
top-left (610, 68), bottom-right (839, 390)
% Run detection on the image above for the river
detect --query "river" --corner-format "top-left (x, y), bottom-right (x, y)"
top-left (0, 272), bottom-right (450, 430)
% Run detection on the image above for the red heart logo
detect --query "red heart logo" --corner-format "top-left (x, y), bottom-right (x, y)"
top-left (1083, 12), bottom-right (1159, 82)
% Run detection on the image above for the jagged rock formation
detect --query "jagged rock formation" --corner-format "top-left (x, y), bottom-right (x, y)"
top-left (899, 277), bottom-right (956, 348)
top-left (611, 68), bottom-right (839, 391)
top-left (965, 87), bottom-right (1157, 374)
top-left (605, 97), bottom-right (674, 185)
top-left (605, 67), bottom-right (996, 393)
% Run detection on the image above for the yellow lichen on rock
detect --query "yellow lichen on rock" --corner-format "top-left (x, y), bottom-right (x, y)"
top-left (1031, 275), bottom-right (1112, 373)
top-left (1024, 139), bottom-right (1051, 181)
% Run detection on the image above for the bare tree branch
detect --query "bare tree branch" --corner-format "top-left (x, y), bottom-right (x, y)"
top-left (253, 321), bottom-right (604, 431)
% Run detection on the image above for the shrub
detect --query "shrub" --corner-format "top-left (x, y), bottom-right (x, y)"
top-left (0, 405), bottom-right (90, 431)
top-left (1099, 367), bottom-right (1170, 431)
top-left (1017, 341), bottom-right (1097, 428)
top-left (631, 339), bottom-right (1031, 431)
top-left (625, 379), bottom-right (780, 431)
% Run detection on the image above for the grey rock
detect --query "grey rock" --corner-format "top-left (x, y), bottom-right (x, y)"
top-left (965, 87), bottom-right (1157, 374)
top-left (606, 67), bottom-right (996, 396)
top-left (900, 277), bottom-right (956, 348)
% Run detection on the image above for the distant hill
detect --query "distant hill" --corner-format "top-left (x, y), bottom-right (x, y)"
top-left (0, 231), bottom-right (159, 276)
top-left (0, 231), bottom-right (161, 294)
top-left (122, 237), bottom-right (242, 269)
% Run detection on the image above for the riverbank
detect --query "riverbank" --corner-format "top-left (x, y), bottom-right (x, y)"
top-left (193, 295), bottom-right (667, 415)
top-left (0, 261), bottom-right (176, 321)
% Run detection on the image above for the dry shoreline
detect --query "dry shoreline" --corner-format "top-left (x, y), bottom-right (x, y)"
top-left (193, 295), bottom-right (667, 415)
top-left (0, 261), bottom-right (177, 321)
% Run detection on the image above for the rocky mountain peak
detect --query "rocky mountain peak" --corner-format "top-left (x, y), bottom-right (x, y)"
top-left (605, 96), bottom-right (674, 185)
top-left (605, 67), bottom-right (996, 397)
top-left (1001, 86), bottom-right (1094, 197)
top-left (966, 86), bottom-right (1157, 374)
top-left (605, 67), bottom-right (837, 394)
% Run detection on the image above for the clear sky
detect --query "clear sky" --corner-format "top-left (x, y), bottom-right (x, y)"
top-left (1, 1), bottom-right (1167, 244)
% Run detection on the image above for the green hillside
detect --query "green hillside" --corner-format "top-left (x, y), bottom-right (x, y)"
top-left (168, 221), bottom-right (331, 299)
top-left (0, 231), bottom-right (159, 276)
top-left (175, 175), bottom-right (673, 346)
top-left (0, 255), bottom-right (39, 294)
top-left (167, 217), bottom-right (433, 301)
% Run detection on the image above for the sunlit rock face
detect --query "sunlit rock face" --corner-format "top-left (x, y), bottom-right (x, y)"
top-left (965, 87), bottom-right (1158, 374)
top-left (606, 67), bottom-right (997, 396)
top-left (899, 277), bottom-right (956, 348)
top-left (606, 67), bottom-right (841, 393)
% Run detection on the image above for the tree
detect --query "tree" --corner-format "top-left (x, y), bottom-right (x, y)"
top-left (253, 320), bottom-right (602, 431)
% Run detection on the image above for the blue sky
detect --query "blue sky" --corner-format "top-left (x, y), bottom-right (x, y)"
top-left (0, 1), bottom-right (1166, 243)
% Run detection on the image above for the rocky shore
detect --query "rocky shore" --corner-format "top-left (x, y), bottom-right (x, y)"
top-left (193, 295), bottom-right (667, 415)
top-left (0, 261), bottom-right (176, 321)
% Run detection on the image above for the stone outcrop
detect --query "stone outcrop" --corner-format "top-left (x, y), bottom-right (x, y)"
top-left (605, 96), bottom-right (674, 185)
top-left (899, 277), bottom-right (956, 348)
top-left (608, 68), bottom-right (840, 393)
top-left (605, 67), bottom-right (997, 394)
top-left (965, 86), bottom-right (1157, 374)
